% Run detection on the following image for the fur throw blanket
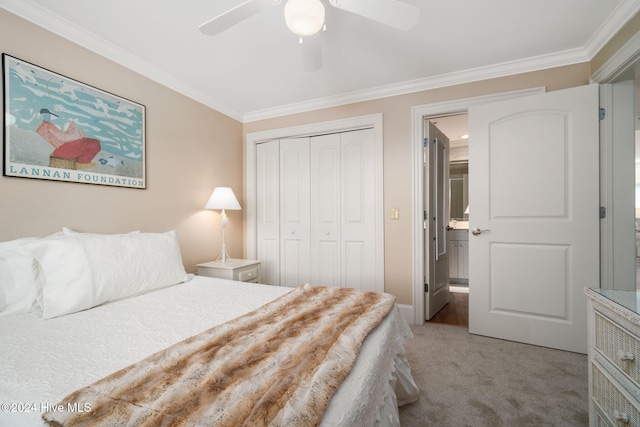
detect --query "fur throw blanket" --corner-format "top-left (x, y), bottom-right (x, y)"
top-left (43, 284), bottom-right (396, 427)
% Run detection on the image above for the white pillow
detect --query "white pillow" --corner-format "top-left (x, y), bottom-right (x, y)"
top-left (29, 238), bottom-right (94, 319)
top-left (30, 231), bottom-right (188, 319)
top-left (62, 227), bottom-right (140, 236)
top-left (0, 238), bottom-right (39, 316)
top-left (0, 233), bottom-right (65, 317)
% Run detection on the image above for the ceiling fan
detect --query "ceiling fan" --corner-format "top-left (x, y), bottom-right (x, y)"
top-left (198, 0), bottom-right (420, 71)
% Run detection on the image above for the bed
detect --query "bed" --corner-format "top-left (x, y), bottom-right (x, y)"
top-left (0, 230), bottom-right (419, 426)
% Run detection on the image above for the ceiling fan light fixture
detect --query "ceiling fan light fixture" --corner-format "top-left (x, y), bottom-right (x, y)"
top-left (284, 0), bottom-right (325, 36)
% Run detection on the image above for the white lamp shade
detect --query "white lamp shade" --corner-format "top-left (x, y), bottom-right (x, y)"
top-left (284, 0), bottom-right (325, 36)
top-left (204, 187), bottom-right (241, 210)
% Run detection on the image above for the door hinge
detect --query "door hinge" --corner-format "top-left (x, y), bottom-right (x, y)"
top-left (423, 137), bottom-right (428, 147)
top-left (599, 108), bottom-right (606, 120)
top-left (424, 283), bottom-right (429, 292)
top-left (600, 206), bottom-right (606, 219)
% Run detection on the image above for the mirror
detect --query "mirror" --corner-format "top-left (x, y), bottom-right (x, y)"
top-left (449, 161), bottom-right (468, 221)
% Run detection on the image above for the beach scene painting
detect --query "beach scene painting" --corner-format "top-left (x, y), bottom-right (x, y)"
top-left (2, 54), bottom-right (145, 188)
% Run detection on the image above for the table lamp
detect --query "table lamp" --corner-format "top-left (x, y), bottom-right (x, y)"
top-left (205, 187), bottom-right (241, 263)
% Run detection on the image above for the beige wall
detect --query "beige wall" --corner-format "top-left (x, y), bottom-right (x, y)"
top-left (3, 5), bottom-right (633, 306)
top-left (0, 9), bottom-right (244, 273)
top-left (243, 64), bottom-right (591, 304)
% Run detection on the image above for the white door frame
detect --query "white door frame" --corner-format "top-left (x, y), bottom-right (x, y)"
top-left (245, 113), bottom-right (385, 293)
top-left (591, 30), bottom-right (640, 290)
top-left (410, 87), bottom-right (545, 325)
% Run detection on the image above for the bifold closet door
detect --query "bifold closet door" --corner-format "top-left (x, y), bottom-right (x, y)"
top-left (310, 129), bottom-right (376, 290)
top-left (258, 130), bottom-right (375, 290)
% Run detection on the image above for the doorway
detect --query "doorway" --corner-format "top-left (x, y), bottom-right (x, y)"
top-left (418, 85), bottom-right (600, 353)
top-left (591, 36), bottom-right (640, 292)
top-left (411, 88), bottom-right (545, 325)
top-left (429, 113), bottom-right (469, 293)
top-left (422, 113), bottom-right (469, 325)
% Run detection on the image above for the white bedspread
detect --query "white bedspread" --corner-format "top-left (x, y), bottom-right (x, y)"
top-left (0, 276), bottom-right (417, 426)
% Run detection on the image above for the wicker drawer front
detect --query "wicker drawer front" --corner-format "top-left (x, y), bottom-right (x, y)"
top-left (595, 312), bottom-right (640, 385)
top-left (592, 363), bottom-right (640, 425)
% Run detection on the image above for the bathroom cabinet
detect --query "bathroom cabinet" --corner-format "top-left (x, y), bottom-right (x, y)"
top-left (448, 229), bottom-right (469, 284)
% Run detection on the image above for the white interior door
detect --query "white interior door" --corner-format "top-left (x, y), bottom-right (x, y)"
top-left (425, 121), bottom-right (450, 320)
top-left (468, 84), bottom-right (600, 354)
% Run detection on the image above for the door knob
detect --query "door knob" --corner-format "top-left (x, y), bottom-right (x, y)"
top-left (471, 228), bottom-right (490, 236)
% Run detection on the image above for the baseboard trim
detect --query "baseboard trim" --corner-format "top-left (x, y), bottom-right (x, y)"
top-left (397, 304), bottom-right (416, 325)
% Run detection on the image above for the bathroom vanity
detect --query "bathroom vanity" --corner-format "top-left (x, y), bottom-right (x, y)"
top-left (448, 228), bottom-right (469, 284)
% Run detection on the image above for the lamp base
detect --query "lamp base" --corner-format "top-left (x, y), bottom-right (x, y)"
top-left (213, 251), bottom-right (233, 263)
top-left (214, 242), bottom-right (232, 263)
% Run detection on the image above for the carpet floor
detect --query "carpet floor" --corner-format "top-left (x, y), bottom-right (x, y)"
top-left (398, 323), bottom-right (589, 426)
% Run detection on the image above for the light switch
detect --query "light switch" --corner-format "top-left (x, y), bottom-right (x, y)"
top-left (391, 208), bottom-right (399, 220)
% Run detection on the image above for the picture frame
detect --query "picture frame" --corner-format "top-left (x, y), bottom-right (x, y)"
top-left (2, 54), bottom-right (146, 188)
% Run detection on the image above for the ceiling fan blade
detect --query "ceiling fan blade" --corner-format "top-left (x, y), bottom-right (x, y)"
top-left (328, 0), bottom-right (419, 31)
top-left (301, 34), bottom-right (323, 72)
top-left (199, 0), bottom-right (282, 36)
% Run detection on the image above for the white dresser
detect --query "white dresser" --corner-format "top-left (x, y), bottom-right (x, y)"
top-left (585, 288), bottom-right (640, 426)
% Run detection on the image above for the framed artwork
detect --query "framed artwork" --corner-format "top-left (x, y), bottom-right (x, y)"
top-left (2, 54), bottom-right (146, 188)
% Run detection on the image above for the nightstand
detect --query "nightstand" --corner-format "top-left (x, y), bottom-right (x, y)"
top-left (196, 259), bottom-right (261, 283)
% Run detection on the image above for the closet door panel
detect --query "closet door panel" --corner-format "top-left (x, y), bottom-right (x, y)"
top-left (317, 241), bottom-right (340, 286)
top-left (341, 129), bottom-right (376, 289)
top-left (281, 239), bottom-right (308, 287)
top-left (344, 241), bottom-right (366, 290)
top-left (259, 238), bottom-right (280, 285)
top-left (310, 134), bottom-right (341, 286)
top-left (256, 140), bottom-right (280, 285)
top-left (279, 138), bottom-right (310, 287)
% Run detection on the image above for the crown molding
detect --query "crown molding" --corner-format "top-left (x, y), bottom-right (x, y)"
top-left (591, 29), bottom-right (640, 83)
top-left (242, 47), bottom-right (589, 122)
top-left (583, 0), bottom-right (640, 59)
top-left (241, 0), bottom-right (640, 122)
top-left (3, 0), bottom-right (638, 124)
